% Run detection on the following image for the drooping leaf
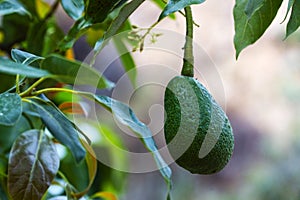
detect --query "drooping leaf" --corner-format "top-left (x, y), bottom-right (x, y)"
top-left (41, 54), bottom-right (115, 89)
top-left (29, 98), bottom-right (86, 163)
top-left (233, 0), bottom-right (283, 58)
top-left (282, 0), bottom-right (295, 23)
top-left (93, 0), bottom-right (145, 62)
top-left (245, 0), bottom-right (264, 18)
top-left (0, 0), bottom-right (29, 16)
top-left (72, 139), bottom-right (97, 198)
top-left (0, 57), bottom-right (49, 78)
top-left (113, 38), bottom-right (137, 87)
top-left (82, 93), bottom-right (172, 188)
top-left (84, 0), bottom-right (123, 23)
top-left (0, 93), bottom-right (22, 126)
top-left (286, 0), bottom-right (300, 38)
top-left (159, 0), bottom-right (205, 20)
top-left (8, 129), bottom-right (60, 200)
top-left (11, 49), bottom-right (44, 65)
top-left (151, 0), bottom-right (176, 19)
top-left (61, 0), bottom-right (84, 20)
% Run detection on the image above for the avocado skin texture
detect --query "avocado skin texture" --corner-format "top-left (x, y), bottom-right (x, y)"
top-left (164, 76), bottom-right (234, 174)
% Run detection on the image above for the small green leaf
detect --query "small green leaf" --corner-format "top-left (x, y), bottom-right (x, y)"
top-left (8, 129), bottom-right (59, 200)
top-left (233, 0), bottom-right (283, 58)
top-left (286, 0), bottom-right (300, 38)
top-left (159, 0), bottom-right (205, 20)
top-left (0, 57), bottom-right (49, 78)
top-left (0, 0), bottom-right (29, 16)
top-left (0, 93), bottom-right (22, 126)
top-left (30, 98), bottom-right (86, 163)
top-left (113, 38), bottom-right (137, 87)
top-left (61, 0), bottom-right (84, 20)
top-left (245, 0), bottom-right (264, 18)
top-left (84, 0), bottom-right (123, 23)
top-left (282, 0), bottom-right (295, 23)
top-left (82, 93), bottom-right (172, 188)
top-left (11, 49), bottom-right (44, 65)
top-left (41, 54), bottom-right (114, 89)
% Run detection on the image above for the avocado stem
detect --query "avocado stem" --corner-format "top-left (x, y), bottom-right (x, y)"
top-left (181, 6), bottom-right (194, 77)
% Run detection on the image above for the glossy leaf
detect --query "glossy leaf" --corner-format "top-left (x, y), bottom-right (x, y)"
top-left (234, 0), bottom-right (283, 58)
top-left (286, 0), bottom-right (300, 38)
top-left (30, 98), bottom-right (86, 163)
top-left (61, 0), bottom-right (84, 20)
top-left (8, 130), bottom-right (59, 200)
top-left (159, 0), bottom-right (205, 20)
top-left (0, 57), bottom-right (49, 78)
top-left (11, 49), bottom-right (44, 65)
top-left (93, 0), bottom-right (145, 58)
top-left (245, 0), bottom-right (264, 18)
top-left (282, 0), bottom-right (295, 23)
top-left (84, 0), bottom-right (123, 23)
top-left (82, 93), bottom-right (172, 188)
top-left (41, 54), bottom-right (114, 89)
top-left (0, 0), bottom-right (29, 16)
top-left (0, 93), bottom-right (22, 126)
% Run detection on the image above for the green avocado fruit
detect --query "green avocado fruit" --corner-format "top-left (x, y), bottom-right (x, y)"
top-left (164, 76), bottom-right (234, 174)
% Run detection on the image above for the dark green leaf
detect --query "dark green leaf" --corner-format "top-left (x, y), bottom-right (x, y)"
top-left (41, 54), bottom-right (114, 89)
top-left (0, 0), bottom-right (29, 16)
top-left (0, 14), bottom-right (30, 51)
top-left (0, 93), bottom-right (22, 126)
top-left (93, 0), bottom-right (145, 59)
top-left (286, 0), bottom-right (300, 38)
top-left (61, 0), bottom-right (84, 20)
top-left (30, 98), bottom-right (86, 163)
top-left (233, 0), bottom-right (283, 58)
top-left (58, 17), bottom-right (92, 52)
top-left (113, 38), bottom-right (137, 87)
top-left (84, 0), bottom-right (123, 23)
top-left (0, 57), bottom-right (50, 78)
top-left (82, 94), bottom-right (172, 188)
top-left (8, 129), bottom-right (59, 200)
top-left (159, 0), bottom-right (205, 20)
top-left (245, 0), bottom-right (264, 18)
top-left (26, 21), bottom-right (48, 56)
top-left (0, 74), bottom-right (16, 93)
top-left (11, 49), bottom-right (44, 65)
top-left (282, 0), bottom-right (295, 23)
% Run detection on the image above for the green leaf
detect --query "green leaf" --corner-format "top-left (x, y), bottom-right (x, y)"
top-left (8, 129), bottom-right (60, 200)
top-left (41, 54), bottom-right (114, 89)
top-left (0, 14), bottom-right (30, 51)
top-left (159, 0), bottom-right (205, 20)
top-left (245, 0), bottom-right (264, 18)
top-left (61, 0), bottom-right (84, 20)
top-left (286, 0), bottom-right (300, 38)
top-left (82, 94), bottom-right (172, 188)
top-left (93, 0), bottom-right (145, 61)
top-left (11, 49), bottom-right (44, 65)
top-left (26, 20), bottom-right (48, 56)
top-left (151, 0), bottom-right (176, 19)
top-left (84, 0), bottom-right (123, 23)
top-left (29, 98), bottom-right (86, 163)
top-left (233, 0), bottom-right (283, 58)
top-left (0, 93), bottom-right (22, 126)
top-left (113, 38), bottom-right (137, 87)
top-left (282, 0), bottom-right (295, 23)
top-left (0, 0), bottom-right (29, 16)
top-left (0, 57), bottom-right (50, 78)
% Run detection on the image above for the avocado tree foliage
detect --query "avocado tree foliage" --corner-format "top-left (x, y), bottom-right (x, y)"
top-left (0, 0), bottom-right (298, 199)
